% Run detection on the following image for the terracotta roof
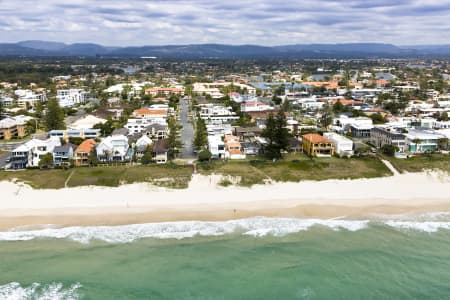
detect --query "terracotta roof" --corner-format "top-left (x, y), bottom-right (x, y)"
top-left (226, 141), bottom-right (241, 148)
top-left (75, 139), bottom-right (97, 153)
top-left (331, 99), bottom-right (364, 106)
top-left (229, 149), bottom-right (243, 155)
top-left (146, 87), bottom-right (184, 93)
top-left (224, 135), bottom-right (238, 142)
top-left (133, 108), bottom-right (168, 116)
top-left (302, 134), bottom-right (332, 144)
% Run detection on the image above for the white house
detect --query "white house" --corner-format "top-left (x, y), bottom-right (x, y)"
top-left (208, 135), bottom-right (225, 159)
top-left (241, 100), bottom-right (274, 112)
top-left (199, 104), bottom-right (239, 124)
top-left (69, 115), bottom-right (107, 130)
top-left (323, 132), bottom-right (354, 157)
top-left (135, 135), bottom-right (153, 157)
top-left (57, 89), bottom-right (91, 107)
top-left (10, 137), bottom-right (61, 168)
top-left (96, 135), bottom-right (130, 162)
top-left (405, 129), bottom-right (445, 153)
top-left (15, 90), bottom-right (47, 109)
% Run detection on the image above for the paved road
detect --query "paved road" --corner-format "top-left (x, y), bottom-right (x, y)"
top-left (179, 98), bottom-right (196, 159)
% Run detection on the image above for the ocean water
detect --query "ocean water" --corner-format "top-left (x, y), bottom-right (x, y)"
top-left (1, 216), bottom-right (450, 299)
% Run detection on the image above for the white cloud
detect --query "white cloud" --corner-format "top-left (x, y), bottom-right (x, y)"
top-left (0, 0), bottom-right (449, 45)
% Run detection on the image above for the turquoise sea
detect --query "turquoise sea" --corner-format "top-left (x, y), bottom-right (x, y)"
top-left (1, 216), bottom-right (450, 299)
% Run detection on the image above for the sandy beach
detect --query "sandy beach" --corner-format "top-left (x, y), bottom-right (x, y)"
top-left (1, 171), bottom-right (450, 229)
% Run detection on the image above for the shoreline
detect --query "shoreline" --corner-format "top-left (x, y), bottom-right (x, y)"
top-left (1, 172), bottom-right (450, 230)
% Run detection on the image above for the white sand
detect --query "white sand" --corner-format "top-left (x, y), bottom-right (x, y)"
top-left (0, 171), bottom-right (449, 229)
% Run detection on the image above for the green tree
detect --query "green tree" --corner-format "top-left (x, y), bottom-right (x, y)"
top-left (141, 145), bottom-right (154, 164)
top-left (272, 95), bottom-right (282, 105)
top-left (382, 144), bottom-right (399, 156)
top-left (44, 98), bottom-right (65, 131)
top-left (438, 138), bottom-right (449, 151)
top-left (262, 111), bottom-right (290, 160)
top-left (193, 116), bottom-right (208, 151)
top-left (439, 112), bottom-right (449, 122)
top-left (88, 149), bottom-right (99, 166)
top-left (198, 149), bottom-right (212, 162)
top-left (25, 119), bottom-right (37, 134)
top-left (93, 120), bottom-right (115, 136)
top-left (167, 117), bottom-right (181, 160)
top-left (370, 113), bottom-right (386, 124)
top-left (320, 103), bottom-right (333, 129)
top-left (38, 153), bottom-right (54, 168)
top-left (0, 100), bottom-right (4, 117)
top-left (333, 100), bottom-right (344, 113)
top-left (34, 101), bottom-right (44, 119)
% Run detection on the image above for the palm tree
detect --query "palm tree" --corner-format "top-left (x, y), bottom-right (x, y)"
top-left (412, 138), bottom-right (422, 153)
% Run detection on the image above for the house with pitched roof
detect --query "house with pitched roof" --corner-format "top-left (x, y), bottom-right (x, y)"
top-left (96, 135), bottom-right (130, 162)
top-left (224, 135), bottom-right (246, 160)
top-left (74, 139), bottom-right (97, 166)
top-left (302, 134), bottom-right (335, 157)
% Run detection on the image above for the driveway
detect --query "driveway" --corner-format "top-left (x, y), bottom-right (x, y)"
top-left (179, 97), bottom-right (196, 159)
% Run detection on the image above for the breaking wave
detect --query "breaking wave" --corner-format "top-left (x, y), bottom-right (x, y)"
top-left (0, 282), bottom-right (81, 300)
top-left (0, 216), bottom-right (449, 244)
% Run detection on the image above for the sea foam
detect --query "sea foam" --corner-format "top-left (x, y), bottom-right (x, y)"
top-left (0, 217), bottom-right (449, 244)
top-left (0, 282), bottom-right (81, 300)
top-left (0, 217), bottom-right (368, 244)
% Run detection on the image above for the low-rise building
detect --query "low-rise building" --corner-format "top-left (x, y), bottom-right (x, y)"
top-left (132, 107), bottom-right (169, 125)
top-left (16, 90), bottom-right (46, 110)
top-left (69, 115), bottom-right (107, 130)
top-left (135, 135), bottom-right (153, 158)
top-left (198, 104), bottom-right (239, 124)
top-left (0, 117), bottom-right (27, 140)
top-left (74, 139), bottom-right (97, 166)
top-left (57, 89), bottom-right (91, 107)
top-left (48, 129), bottom-right (101, 142)
top-left (145, 87), bottom-right (184, 97)
top-left (302, 134), bottom-right (335, 157)
top-left (224, 135), bottom-right (246, 160)
top-left (208, 135), bottom-right (226, 159)
top-left (370, 127), bottom-right (407, 152)
top-left (10, 137), bottom-right (61, 168)
top-left (96, 135), bottom-right (130, 162)
top-left (153, 139), bottom-right (169, 164)
top-left (323, 132), bottom-right (354, 157)
top-left (405, 129), bottom-right (445, 153)
top-left (53, 144), bottom-right (76, 166)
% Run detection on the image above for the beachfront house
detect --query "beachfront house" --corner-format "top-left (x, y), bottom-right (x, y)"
top-left (405, 129), bottom-right (445, 153)
top-left (208, 135), bottom-right (226, 159)
top-left (224, 135), bottom-right (246, 160)
top-left (74, 139), bottom-right (97, 166)
top-left (96, 135), bottom-right (130, 162)
top-left (370, 127), bottom-right (407, 152)
top-left (53, 144), bottom-right (76, 166)
top-left (135, 135), bottom-right (153, 158)
top-left (9, 137), bottom-right (61, 169)
top-left (153, 139), bottom-right (169, 164)
top-left (302, 134), bottom-right (335, 157)
top-left (323, 132), bottom-right (354, 157)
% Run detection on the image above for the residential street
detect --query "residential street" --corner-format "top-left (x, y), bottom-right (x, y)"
top-left (179, 97), bottom-right (195, 159)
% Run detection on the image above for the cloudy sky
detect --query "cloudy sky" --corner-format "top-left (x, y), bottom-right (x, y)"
top-left (1, 0), bottom-right (450, 46)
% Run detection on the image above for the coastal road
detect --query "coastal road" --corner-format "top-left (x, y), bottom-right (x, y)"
top-left (179, 97), bottom-right (196, 159)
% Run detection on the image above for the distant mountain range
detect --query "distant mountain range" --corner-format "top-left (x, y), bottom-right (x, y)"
top-left (1, 40), bottom-right (450, 58)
